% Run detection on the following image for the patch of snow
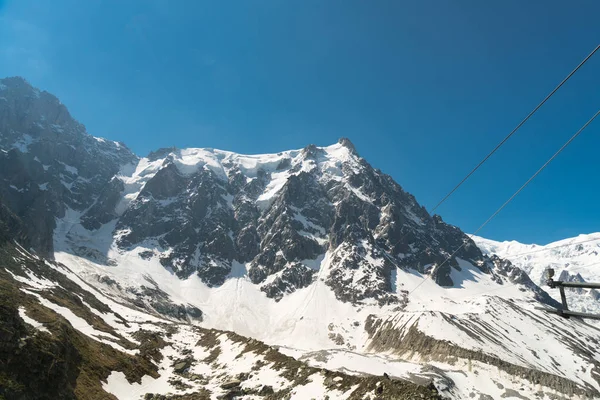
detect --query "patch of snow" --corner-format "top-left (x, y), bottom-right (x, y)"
top-left (103, 371), bottom-right (169, 399)
top-left (12, 134), bottom-right (34, 152)
top-left (18, 306), bottom-right (51, 334)
top-left (227, 261), bottom-right (248, 279)
top-left (294, 348), bottom-right (424, 380)
top-left (156, 197), bottom-right (178, 207)
top-left (23, 289), bottom-right (130, 352)
top-left (292, 209), bottom-right (326, 235)
top-left (302, 254), bottom-right (325, 271)
top-left (5, 268), bottom-right (57, 290)
top-left (247, 363), bottom-right (291, 392)
top-left (256, 170), bottom-right (289, 210)
top-left (222, 193), bottom-right (234, 209)
top-left (50, 124), bottom-right (64, 133)
top-left (58, 161), bottom-right (78, 174)
top-left (61, 179), bottom-right (73, 190)
top-left (289, 374), bottom-right (329, 399)
top-left (346, 184), bottom-right (375, 203)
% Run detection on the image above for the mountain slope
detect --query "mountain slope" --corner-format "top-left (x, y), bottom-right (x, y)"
top-left (0, 77), bottom-right (137, 255)
top-left (0, 203), bottom-right (440, 400)
top-left (2, 77), bottom-right (600, 399)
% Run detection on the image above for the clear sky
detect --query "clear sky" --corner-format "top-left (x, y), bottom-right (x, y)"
top-left (1, 0), bottom-right (599, 245)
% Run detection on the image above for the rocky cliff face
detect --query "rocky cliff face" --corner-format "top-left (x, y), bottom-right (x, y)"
top-left (0, 77), bottom-right (539, 306)
top-left (0, 77), bottom-right (137, 255)
top-left (86, 140), bottom-right (501, 305)
top-left (105, 138), bottom-right (514, 306)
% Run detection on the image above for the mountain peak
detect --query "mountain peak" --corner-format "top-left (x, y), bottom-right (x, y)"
top-left (301, 143), bottom-right (325, 159)
top-left (0, 75), bottom-right (76, 135)
top-left (1, 76), bottom-right (32, 88)
top-left (0, 76), bottom-right (52, 102)
top-left (337, 137), bottom-right (357, 154)
top-left (147, 146), bottom-right (179, 161)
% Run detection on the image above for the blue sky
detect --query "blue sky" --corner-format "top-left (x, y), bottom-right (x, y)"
top-left (1, 0), bottom-right (599, 244)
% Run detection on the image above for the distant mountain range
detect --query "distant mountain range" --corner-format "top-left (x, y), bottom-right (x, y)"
top-left (474, 233), bottom-right (600, 315)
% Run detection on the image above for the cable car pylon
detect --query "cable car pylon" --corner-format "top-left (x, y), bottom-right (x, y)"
top-left (537, 268), bottom-right (600, 320)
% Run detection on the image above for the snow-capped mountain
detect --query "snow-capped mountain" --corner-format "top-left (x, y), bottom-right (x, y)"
top-left (2, 76), bottom-right (600, 399)
top-left (474, 233), bottom-right (600, 315)
top-left (0, 76), bottom-right (551, 313)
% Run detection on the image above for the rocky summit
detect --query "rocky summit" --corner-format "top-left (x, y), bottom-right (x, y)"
top-left (2, 77), bottom-right (600, 400)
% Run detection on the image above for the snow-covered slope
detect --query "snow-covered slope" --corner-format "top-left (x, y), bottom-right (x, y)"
top-left (51, 244), bottom-right (600, 398)
top-left (473, 234), bottom-right (600, 315)
top-left (3, 238), bottom-right (445, 399)
top-left (6, 232), bottom-right (599, 399)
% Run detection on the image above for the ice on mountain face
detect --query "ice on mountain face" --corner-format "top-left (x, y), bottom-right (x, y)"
top-left (50, 124), bottom-right (64, 133)
top-left (256, 170), bottom-right (290, 210)
top-left (139, 146), bottom-right (304, 185)
top-left (172, 148), bottom-right (228, 178)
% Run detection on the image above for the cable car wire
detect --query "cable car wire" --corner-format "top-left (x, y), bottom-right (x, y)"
top-left (408, 108), bottom-right (600, 296)
top-left (384, 44), bottom-right (600, 263)
top-left (430, 43), bottom-right (600, 214)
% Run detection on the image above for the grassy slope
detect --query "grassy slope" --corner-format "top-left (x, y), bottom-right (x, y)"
top-left (0, 241), bottom-right (161, 400)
